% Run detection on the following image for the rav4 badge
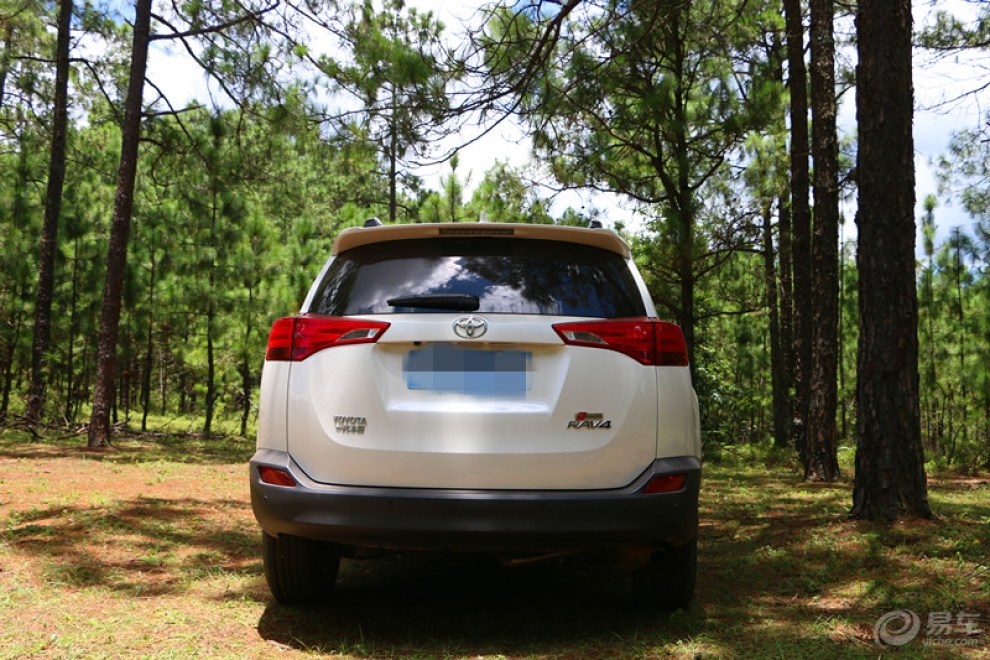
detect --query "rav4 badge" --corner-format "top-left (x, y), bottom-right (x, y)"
top-left (567, 412), bottom-right (612, 430)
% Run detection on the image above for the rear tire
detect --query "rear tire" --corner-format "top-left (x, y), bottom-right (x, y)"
top-left (262, 532), bottom-right (340, 605)
top-left (631, 535), bottom-right (697, 610)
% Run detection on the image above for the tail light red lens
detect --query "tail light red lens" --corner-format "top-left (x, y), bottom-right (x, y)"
top-left (265, 315), bottom-right (390, 362)
top-left (643, 473), bottom-right (687, 494)
top-left (258, 466), bottom-right (297, 487)
top-left (552, 318), bottom-right (689, 366)
top-left (654, 321), bottom-right (690, 366)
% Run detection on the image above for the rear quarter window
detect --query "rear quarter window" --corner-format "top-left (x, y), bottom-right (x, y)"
top-left (308, 237), bottom-right (647, 317)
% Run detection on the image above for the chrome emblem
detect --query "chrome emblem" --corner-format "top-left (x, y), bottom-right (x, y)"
top-left (567, 412), bottom-right (612, 430)
top-left (453, 315), bottom-right (488, 339)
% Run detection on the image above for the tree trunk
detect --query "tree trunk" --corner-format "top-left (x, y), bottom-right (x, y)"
top-left (240, 356), bottom-right (251, 438)
top-left (204, 303), bottom-right (216, 438)
top-left (851, 0), bottom-right (932, 520)
top-left (763, 201), bottom-right (789, 449)
top-left (951, 229), bottom-right (969, 452)
top-left (240, 285), bottom-right (255, 438)
top-left (837, 239), bottom-right (849, 440)
top-left (776, 194), bottom-right (794, 448)
top-left (65, 236), bottom-right (80, 422)
top-left (768, 30), bottom-right (792, 450)
top-left (203, 127), bottom-right (220, 439)
top-left (141, 252), bottom-right (155, 432)
top-left (179, 371), bottom-right (188, 414)
top-left (784, 0), bottom-right (812, 464)
top-left (120, 324), bottom-right (132, 422)
top-left (26, 0), bottom-right (73, 424)
top-left (0, 314), bottom-right (18, 421)
top-left (670, 7), bottom-right (697, 375)
top-left (159, 325), bottom-right (168, 416)
top-left (805, 0), bottom-right (840, 481)
top-left (88, 0), bottom-right (153, 448)
top-left (388, 85), bottom-right (398, 223)
top-left (677, 216), bottom-right (696, 375)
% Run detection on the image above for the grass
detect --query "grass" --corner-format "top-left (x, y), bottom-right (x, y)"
top-left (0, 427), bottom-right (987, 658)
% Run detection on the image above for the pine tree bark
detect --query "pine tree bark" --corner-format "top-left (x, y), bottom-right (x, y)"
top-left (851, 0), bottom-right (932, 520)
top-left (775, 195), bottom-right (794, 448)
top-left (140, 252), bottom-right (156, 432)
top-left (88, 0), bottom-right (153, 448)
top-left (805, 0), bottom-right (840, 481)
top-left (388, 86), bottom-right (399, 223)
top-left (26, 0), bottom-right (73, 424)
top-left (763, 200), bottom-right (789, 449)
top-left (852, 0), bottom-right (932, 521)
top-left (768, 30), bottom-right (792, 449)
top-left (65, 237), bottom-right (81, 422)
top-left (784, 0), bottom-right (812, 463)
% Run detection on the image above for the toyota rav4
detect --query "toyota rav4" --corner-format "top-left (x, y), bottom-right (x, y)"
top-left (250, 221), bottom-right (701, 609)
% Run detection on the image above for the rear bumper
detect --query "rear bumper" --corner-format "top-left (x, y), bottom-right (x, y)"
top-left (250, 450), bottom-right (700, 553)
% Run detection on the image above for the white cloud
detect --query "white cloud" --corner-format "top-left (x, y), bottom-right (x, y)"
top-left (145, 42), bottom-right (213, 109)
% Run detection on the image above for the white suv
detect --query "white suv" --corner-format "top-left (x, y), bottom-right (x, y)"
top-left (250, 221), bottom-right (701, 608)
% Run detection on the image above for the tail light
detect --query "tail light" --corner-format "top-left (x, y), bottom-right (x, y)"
top-left (265, 315), bottom-right (390, 361)
top-left (258, 466), bottom-right (297, 487)
top-left (552, 318), bottom-right (689, 366)
top-left (643, 473), bottom-right (687, 494)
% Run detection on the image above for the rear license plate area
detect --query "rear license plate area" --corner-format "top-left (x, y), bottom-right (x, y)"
top-left (404, 344), bottom-right (531, 396)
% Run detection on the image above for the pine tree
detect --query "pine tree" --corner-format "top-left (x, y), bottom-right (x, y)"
top-left (851, 0), bottom-right (932, 520)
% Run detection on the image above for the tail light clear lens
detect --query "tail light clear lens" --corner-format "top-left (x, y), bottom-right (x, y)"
top-left (552, 318), bottom-right (689, 366)
top-left (265, 315), bottom-right (390, 362)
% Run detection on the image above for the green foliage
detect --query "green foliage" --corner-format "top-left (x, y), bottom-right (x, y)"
top-left (918, 3), bottom-right (990, 51)
top-left (1, 0), bottom-right (987, 464)
top-left (332, 0), bottom-right (456, 221)
top-left (916, 1), bottom-right (990, 468)
top-left (928, 115), bottom-right (990, 471)
top-left (0, 68), bottom-right (395, 431)
top-left (480, 0), bottom-right (787, 382)
top-left (466, 161), bottom-right (552, 224)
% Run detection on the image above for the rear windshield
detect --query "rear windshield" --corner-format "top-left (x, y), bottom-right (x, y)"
top-left (308, 237), bottom-right (647, 317)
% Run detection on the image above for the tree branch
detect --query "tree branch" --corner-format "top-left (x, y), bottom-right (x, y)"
top-left (149, 1), bottom-right (280, 42)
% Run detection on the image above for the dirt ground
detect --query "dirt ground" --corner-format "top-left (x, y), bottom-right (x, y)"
top-left (1, 436), bottom-right (988, 658)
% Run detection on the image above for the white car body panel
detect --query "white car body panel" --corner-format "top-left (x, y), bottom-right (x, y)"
top-left (278, 319), bottom-right (660, 489)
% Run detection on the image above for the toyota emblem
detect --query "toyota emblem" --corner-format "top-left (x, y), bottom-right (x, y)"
top-left (453, 315), bottom-right (488, 339)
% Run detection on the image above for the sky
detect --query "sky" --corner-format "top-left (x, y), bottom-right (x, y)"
top-left (143, 0), bottom-right (988, 246)
top-left (908, 0), bottom-right (987, 248)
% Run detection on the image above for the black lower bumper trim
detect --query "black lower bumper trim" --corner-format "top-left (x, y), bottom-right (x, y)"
top-left (249, 451), bottom-right (700, 553)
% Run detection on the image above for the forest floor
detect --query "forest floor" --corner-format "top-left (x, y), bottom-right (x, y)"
top-left (0, 428), bottom-right (987, 658)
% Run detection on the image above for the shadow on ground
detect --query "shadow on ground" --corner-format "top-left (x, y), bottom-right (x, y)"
top-left (0, 430), bottom-right (254, 465)
top-left (257, 553), bottom-right (703, 657)
top-left (253, 471), bottom-right (990, 657)
top-left (4, 497), bottom-right (259, 597)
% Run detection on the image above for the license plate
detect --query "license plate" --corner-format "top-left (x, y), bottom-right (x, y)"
top-left (404, 345), bottom-right (531, 396)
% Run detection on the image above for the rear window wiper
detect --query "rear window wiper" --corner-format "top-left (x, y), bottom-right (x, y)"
top-left (386, 293), bottom-right (480, 311)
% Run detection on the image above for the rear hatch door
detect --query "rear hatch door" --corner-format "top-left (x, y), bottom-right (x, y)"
top-left (286, 233), bottom-right (660, 490)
